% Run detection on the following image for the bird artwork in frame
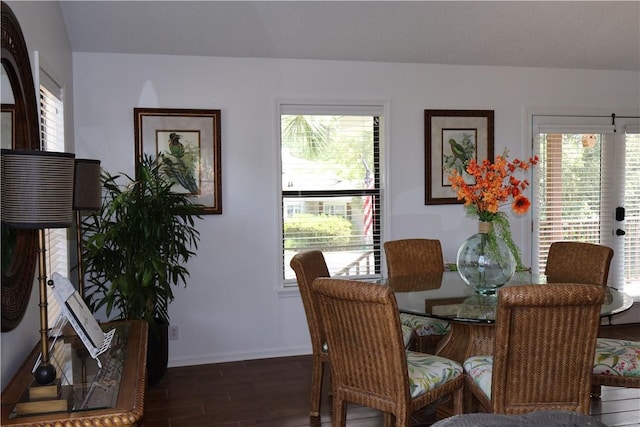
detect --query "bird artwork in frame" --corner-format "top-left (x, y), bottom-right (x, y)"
top-left (156, 130), bottom-right (200, 194)
top-left (443, 130), bottom-right (476, 178)
top-left (424, 109), bottom-right (494, 205)
top-left (134, 108), bottom-right (222, 214)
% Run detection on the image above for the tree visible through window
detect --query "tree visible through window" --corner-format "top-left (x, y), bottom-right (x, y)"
top-left (281, 108), bottom-right (382, 284)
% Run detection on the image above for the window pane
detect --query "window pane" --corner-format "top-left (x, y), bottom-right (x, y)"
top-left (282, 115), bottom-right (376, 191)
top-left (281, 112), bottom-right (381, 283)
top-left (536, 132), bottom-right (604, 272)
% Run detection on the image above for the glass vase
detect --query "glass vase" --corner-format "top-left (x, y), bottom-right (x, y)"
top-left (456, 221), bottom-right (516, 295)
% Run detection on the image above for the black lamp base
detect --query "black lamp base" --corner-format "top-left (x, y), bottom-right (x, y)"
top-left (34, 363), bottom-right (57, 385)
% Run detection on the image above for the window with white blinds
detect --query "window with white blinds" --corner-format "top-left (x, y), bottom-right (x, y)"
top-left (280, 105), bottom-right (383, 285)
top-left (533, 115), bottom-right (640, 297)
top-left (40, 73), bottom-right (69, 328)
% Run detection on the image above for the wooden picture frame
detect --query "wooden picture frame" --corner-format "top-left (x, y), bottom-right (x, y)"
top-left (134, 108), bottom-right (222, 214)
top-left (425, 109), bottom-right (494, 205)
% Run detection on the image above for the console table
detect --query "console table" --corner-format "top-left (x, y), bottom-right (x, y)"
top-left (1, 320), bottom-right (148, 427)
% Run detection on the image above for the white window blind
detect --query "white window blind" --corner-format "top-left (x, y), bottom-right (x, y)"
top-left (40, 74), bottom-right (68, 329)
top-left (623, 127), bottom-right (640, 296)
top-left (280, 105), bottom-right (383, 285)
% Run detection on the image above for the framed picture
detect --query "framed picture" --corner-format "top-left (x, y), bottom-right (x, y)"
top-left (424, 109), bottom-right (494, 205)
top-left (134, 108), bottom-right (222, 214)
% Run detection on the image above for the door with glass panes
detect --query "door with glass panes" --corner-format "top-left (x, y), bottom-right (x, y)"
top-left (533, 114), bottom-right (640, 298)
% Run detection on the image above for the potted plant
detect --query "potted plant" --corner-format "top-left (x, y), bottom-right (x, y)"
top-left (82, 154), bottom-right (201, 385)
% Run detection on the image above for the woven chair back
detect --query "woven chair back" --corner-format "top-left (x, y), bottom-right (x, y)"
top-left (384, 238), bottom-right (444, 276)
top-left (544, 241), bottom-right (613, 286)
top-left (491, 283), bottom-right (605, 414)
top-left (313, 278), bottom-right (411, 411)
top-left (290, 250), bottom-right (330, 354)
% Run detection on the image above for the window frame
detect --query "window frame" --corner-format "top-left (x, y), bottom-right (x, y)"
top-left (278, 102), bottom-right (385, 289)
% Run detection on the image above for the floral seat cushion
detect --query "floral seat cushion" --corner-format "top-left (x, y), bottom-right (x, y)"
top-left (463, 355), bottom-right (493, 398)
top-left (406, 351), bottom-right (463, 398)
top-left (593, 338), bottom-right (640, 377)
top-left (400, 312), bottom-right (450, 337)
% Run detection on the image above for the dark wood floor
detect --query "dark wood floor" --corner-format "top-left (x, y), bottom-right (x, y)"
top-left (141, 324), bottom-right (640, 427)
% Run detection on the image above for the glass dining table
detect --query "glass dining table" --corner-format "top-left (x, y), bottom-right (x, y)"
top-left (378, 271), bottom-right (634, 364)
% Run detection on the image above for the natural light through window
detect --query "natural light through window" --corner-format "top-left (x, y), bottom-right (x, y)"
top-left (280, 107), bottom-right (382, 285)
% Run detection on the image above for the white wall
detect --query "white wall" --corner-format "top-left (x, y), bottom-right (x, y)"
top-left (71, 53), bottom-right (639, 367)
top-left (1, 1), bottom-right (74, 389)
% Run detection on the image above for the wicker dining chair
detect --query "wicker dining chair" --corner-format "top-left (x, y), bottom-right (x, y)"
top-left (384, 239), bottom-right (450, 353)
top-left (464, 283), bottom-right (605, 415)
top-left (289, 250), bottom-right (331, 417)
top-left (541, 242), bottom-right (639, 395)
top-left (313, 277), bottom-right (463, 427)
top-left (290, 250), bottom-right (415, 417)
top-left (544, 241), bottom-right (613, 286)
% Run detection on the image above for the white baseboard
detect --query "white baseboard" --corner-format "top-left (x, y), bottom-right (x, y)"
top-left (167, 345), bottom-right (312, 368)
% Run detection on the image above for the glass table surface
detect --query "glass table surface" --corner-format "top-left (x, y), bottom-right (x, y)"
top-left (379, 271), bottom-right (634, 323)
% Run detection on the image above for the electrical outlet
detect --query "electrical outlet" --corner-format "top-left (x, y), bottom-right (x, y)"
top-left (169, 325), bottom-right (179, 341)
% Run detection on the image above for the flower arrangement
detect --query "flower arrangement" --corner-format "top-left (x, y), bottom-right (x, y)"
top-left (448, 150), bottom-right (539, 270)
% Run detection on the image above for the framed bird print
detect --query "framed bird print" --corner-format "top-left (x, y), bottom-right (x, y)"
top-left (134, 108), bottom-right (222, 214)
top-left (424, 109), bottom-right (494, 205)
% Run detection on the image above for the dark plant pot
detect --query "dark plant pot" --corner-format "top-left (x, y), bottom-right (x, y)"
top-left (146, 318), bottom-right (168, 387)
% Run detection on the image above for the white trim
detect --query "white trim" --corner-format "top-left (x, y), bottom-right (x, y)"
top-left (279, 100), bottom-right (384, 116)
top-left (274, 99), bottom-right (388, 291)
top-left (168, 345), bottom-right (313, 368)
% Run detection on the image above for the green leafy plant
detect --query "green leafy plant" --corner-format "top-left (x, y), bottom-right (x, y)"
top-left (82, 154), bottom-right (201, 328)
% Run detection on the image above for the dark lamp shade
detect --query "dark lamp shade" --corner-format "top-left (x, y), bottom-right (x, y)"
top-left (1, 149), bottom-right (76, 229)
top-left (74, 158), bottom-right (102, 210)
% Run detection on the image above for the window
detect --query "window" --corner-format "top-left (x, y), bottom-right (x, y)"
top-left (280, 105), bottom-right (383, 285)
top-left (40, 71), bottom-right (69, 327)
top-left (532, 114), bottom-right (640, 297)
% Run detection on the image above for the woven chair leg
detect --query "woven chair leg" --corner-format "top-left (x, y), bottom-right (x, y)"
top-left (393, 411), bottom-right (411, 427)
top-left (309, 358), bottom-right (324, 417)
top-left (333, 397), bottom-right (347, 427)
top-left (463, 383), bottom-right (476, 414)
top-left (383, 412), bottom-right (394, 427)
top-left (591, 384), bottom-right (602, 398)
top-left (453, 387), bottom-right (464, 415)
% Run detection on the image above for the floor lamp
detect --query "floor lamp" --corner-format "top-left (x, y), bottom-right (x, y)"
top-left (73, 159), bottom-right (102, 298)
top-left (1, 149), bottom-right (76, 385)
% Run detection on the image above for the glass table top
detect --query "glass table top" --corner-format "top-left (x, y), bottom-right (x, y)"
top-left (378, 271), bottom-right (634, 323)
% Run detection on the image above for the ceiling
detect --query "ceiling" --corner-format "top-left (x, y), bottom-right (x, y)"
top-left (59, 1), bottom-right (640, 71)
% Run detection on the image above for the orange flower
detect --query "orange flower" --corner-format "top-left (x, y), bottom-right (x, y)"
top-left (448, 151), bottom-right (538, 220)
top-left (512, 195), bottom-right (531, 214)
